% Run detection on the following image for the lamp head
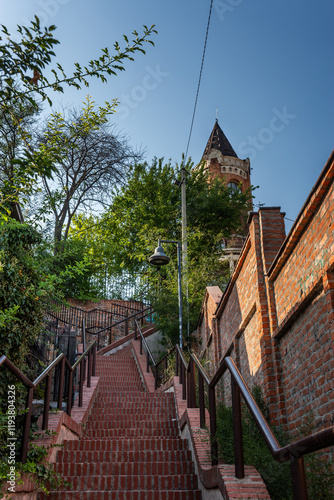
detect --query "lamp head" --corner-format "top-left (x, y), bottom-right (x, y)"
top-left (148, 244), bottom-right (170, 266)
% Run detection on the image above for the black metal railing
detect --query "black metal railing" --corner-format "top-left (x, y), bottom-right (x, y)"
top-left (47, 299), bottom-right (148, 336)
top-left (153, 344), bottom-right (334, 500)
top-left (0, 340), bottom-right (97, 463)
top-left (47, 300), bottom-right (153, 350)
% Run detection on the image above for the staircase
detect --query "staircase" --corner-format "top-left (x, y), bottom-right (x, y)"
top-left (43, 345), bottom-right (202, 499)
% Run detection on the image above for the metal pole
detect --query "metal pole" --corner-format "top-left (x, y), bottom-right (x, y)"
top-left (181, 164), bottom-right (190, 337)
top-left (177, 242), bottom-right (183, 349)
top-left (181, 164), bottom-right (187, 269)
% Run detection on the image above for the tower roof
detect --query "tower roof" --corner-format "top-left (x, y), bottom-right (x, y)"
top-left (203, 120), bottom-right (238, 159)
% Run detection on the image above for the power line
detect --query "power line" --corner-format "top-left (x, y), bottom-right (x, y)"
top-left (184, 0), bottom-right (214, 162)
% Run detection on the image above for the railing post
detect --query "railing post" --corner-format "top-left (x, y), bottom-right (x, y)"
top-left (290, 456), bottom-right (308, 500)
top-left (110, 312), bottom-right (113, 337)
top-left (176, 350), bottom-right (179, 377)
top-left (87, 349), bottom-right (92, 388)
top-left (42, 374), bottom-right (52, 430)
top-left (57, 357), bottom-right (65, 410)
top-left (198, 372), bottom-right (205, 428)
top-left (135, 321), bottom-right (138, 340)
top-left (182, 364), bottom-right (187, 401)
top-left (189, 358), bottom-right (197, 408)
top-left (79, 359), bottom-right (84, 407)
top-left (21, 387), bottom-right (34, 463)
top-left (231, 377), bottom-right (245, 479)
top-left (140, 335), bottom-right (143, 355)
top-left (67, 369), bottom-right (73, 416)
top-left (209, 385), bottom-right (218, 466)
top-left (92, 343), bottom-right (96, 377)
top-left (125, 311), bottom-right (129, 336)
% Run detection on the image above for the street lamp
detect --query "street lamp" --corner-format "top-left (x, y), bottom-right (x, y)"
top-left (148, 239), bottom-right (183, 349)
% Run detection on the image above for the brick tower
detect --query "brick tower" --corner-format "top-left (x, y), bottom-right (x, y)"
top-left (202, 119), bottom-right (251, 270)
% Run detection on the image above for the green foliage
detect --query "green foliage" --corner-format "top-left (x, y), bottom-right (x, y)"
top-left (216, 388), bottom-right (334, 499)
top-left (0, 220), bottom-right (61, 365)
top-left (65, 158), bottom-right (253, 341)
top-left (0, 17), bottom-right (157, 109)
top-left (0, 17), bottom-right (156, 218)
top-left (0, 442), bottom-right (69, 495)
top-left (299, 412), bottom-right (334, 499)
top-left (47, 238), bottom-right (101, 300)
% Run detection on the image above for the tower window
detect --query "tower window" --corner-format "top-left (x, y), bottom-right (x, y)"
top-left (227, 182), bottom-right (241, 194)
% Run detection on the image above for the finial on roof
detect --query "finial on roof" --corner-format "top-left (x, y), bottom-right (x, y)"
top-left (216, 107), bottom-right (219, 122)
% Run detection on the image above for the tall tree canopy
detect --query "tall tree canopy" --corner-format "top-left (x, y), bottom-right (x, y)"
top-left (35, 97), bottom-right (141, 252)
top-left (66, 158), bottom-right (253, 342)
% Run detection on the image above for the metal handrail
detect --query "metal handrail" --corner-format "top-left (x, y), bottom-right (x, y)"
top-left (157, 345), bottom-right (334, 499)
top-left (0, 340), bottom-right (97, 463)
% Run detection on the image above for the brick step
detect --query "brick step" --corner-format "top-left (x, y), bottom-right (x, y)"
top-left (83, 428), bottom-right (180, 438)
top-left (86, 420), bottom-right (179, 431)
top-left (40, 490), bottom-right (202, 499)
top-left (64, 438), bottom-right (188, 452)
top-left (50, 474), bottom-right (199, 491)
top-left (55, 460), bottom-right (195, 476)
top-left (92, 402), bottom-right (174, 409)
top-left (90, 408), bottom-right (175, 416)
top-left (58, 449), bottom-right (193, 463)
top-left (99, 380), bottom-right (144, 388)
top-left (95, 393), bottom-right (173, 401)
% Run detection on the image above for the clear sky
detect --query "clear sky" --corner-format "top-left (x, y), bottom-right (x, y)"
top-left (1, 0), bottom-right (333, 233)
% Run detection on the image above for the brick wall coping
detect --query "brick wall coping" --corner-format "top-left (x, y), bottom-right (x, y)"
top-left (267, 149), bottom-right (334, 281)
top-left (1, 377), bottom-right (100, 499)
top-left (197, 286), bottom-right (224, 327)
top-left (132, 340), bottom-right (270, 499)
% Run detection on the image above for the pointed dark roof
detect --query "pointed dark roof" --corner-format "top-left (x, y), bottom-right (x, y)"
top-left (203, 120), bottom-right (238, 159)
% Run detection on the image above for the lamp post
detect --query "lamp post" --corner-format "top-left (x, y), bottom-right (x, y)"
top-left (148, 239), bottom-right (183, 349)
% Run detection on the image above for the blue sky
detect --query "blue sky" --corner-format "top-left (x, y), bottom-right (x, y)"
top-left (1, 0), bottom-right (333, 233)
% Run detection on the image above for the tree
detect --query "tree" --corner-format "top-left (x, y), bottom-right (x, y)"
top-left (66, 158), bottom-right (253, 342)
top-left (0, 221), bottom-right (60, 366)
top-left (97, 158), bottom-right (252, 270)
top-left (35, 97), bottom-right (142, 253)
top-left (0, 17), bottom-right (156, 217)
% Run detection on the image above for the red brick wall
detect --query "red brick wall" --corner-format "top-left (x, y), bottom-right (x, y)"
top-left (197, 150), bottom-right (334, 439)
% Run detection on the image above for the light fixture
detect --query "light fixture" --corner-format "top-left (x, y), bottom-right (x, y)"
top-left (148, 241), bottom-right (170, 266)
top-left (148, 239), bottom-right (183, 349)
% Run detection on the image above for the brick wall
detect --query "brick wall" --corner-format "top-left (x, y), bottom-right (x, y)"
top-left (196, 150), bottom-right (334, 440)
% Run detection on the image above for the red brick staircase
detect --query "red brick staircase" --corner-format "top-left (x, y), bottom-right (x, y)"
top-left (43, 345), bottom-right (202, 499)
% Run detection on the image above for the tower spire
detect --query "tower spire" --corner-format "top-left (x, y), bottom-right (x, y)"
top-left (203, 120), bottom-right (238, 159)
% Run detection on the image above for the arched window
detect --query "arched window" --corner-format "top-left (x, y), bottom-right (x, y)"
top-left (227, 181), bottom-right (241, 194)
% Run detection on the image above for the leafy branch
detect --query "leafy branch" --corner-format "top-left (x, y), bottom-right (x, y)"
top-left (0, 17), bottom-right (157, 108)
